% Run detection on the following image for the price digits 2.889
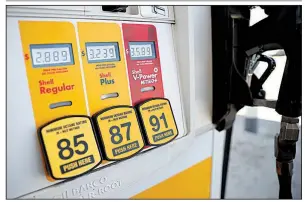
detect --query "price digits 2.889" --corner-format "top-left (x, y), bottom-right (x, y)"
top-left (35, 50), bottom-right (68, 64)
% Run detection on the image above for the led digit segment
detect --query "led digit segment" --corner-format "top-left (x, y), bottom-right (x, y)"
top-left (137, 98), bottom-right (178, 146)
top-left (38, 116), bottom-right (102, 180)
top-left (86, 42), bottom-right (120, 63)
top-left (129, 42), bottom-right (156, 60)
top-left (30, 44), bottom-right (74, 67)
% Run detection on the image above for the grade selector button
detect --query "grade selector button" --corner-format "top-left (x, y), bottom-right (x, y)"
top-left (39, 116), bottom-right (102, 180)
top-left (93, 106), bottom-right (145, 161)
top-left (137, 98), bottom-right (178, 146)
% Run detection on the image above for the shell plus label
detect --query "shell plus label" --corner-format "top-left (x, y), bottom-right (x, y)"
top-left (122, 24), bottom-right (164, 106)
top-left (137, 98), bottom-right (178, 146)
top-left (39, 116), bottom-right (102, 180)
top-left (93, 106), bottom-right (145, 160)
top-left (100, 72), bottom-right (115, 85)
top-left (77, 22), bottom-right (131, 115)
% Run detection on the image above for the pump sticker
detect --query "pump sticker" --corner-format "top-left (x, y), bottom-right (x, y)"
top-left (93, 106), bottom-right (145, 160)
top-left (77, 22), bottom-right (131, 115)
top-left (122, 24), bottom-right (164, 105)
top-left (137, 98), bottom-right (178, 146)
top-left (39, 116), bottom-right (102, 180)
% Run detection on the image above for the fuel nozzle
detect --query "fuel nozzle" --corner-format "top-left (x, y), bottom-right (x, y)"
top-left (244, 6), bottom-right (301, 118)
top-left (243, 6), bottom-right (301, 199)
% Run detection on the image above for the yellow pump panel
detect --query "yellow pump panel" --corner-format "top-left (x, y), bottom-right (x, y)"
top-left (19, 21), bottom-right (88, 127)
top-left (77, 22), bottom-right (131, 115)
top-left (19, 21), bottom-right (88, 181)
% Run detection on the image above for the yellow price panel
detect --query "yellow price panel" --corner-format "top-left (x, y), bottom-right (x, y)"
top-left (77, 22), bottom-right (131, 115)
top-left (19, 21), bottom-right (87, 128)
top-left (19, 21), bottom-right (88, 182)
top-left (93, 106), bottom-right (145, 161)
top-left (137, 98), bottom-right (178, 146)
top-left (39, 116), bottom-right (102, 180)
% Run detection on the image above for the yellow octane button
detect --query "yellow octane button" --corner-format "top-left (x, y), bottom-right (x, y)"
top-left (93, 106), bottom-right (145, 161)
top-left (137, 98), bottom-right (178, 146)
top-left (38, 116), bottom-right (102, 180)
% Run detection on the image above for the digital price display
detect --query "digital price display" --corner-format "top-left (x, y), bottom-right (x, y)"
top-left (30, 44), bottom-right (74, 68)
top-left (93, 106), bottom-right (145, 161)
top-left (39, 116), bottom-right (102, 180)
top-left (129, 42), bottom-right (156, 60)
top-left (86, 42), bottom-right (120, 63)
top-left (137, 98), bottom-right (178, 146)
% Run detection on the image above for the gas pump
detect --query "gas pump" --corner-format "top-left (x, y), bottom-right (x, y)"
top-left (6, 5), bottom-right (301, 199)
top-left (211, 6), bottom-right (301, 199)
top-left (7, 6), bottom-right (207, 199)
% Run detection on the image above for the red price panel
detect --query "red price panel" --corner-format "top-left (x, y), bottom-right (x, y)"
top-left (122, 24), bottom-right (164, 106)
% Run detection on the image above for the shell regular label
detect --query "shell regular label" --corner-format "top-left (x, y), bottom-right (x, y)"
top-left (94, 106), bottom-right (145, 160)
top-left (122, 23), bottom-right (164, 106)
top-left (137, 98), bottom-right (178, 145)
top-left (39, 116), bottom-right (102, 180)
top-left (77, 22), bottom-right (131, 115)
top-left (19, 21), bottom-right (87, 128)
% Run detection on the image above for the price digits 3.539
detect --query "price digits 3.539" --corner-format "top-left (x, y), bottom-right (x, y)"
top-left (130, 46), bottom-right (152, 57)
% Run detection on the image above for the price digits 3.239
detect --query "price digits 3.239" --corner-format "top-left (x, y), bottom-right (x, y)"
top-left (88, 47), bottom-right (115, 60)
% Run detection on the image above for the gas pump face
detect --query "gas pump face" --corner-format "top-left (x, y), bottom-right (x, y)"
top-left (7, 11), bottom-right (189, 198)
top-left (7, 5), bottom-right (217, 199)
